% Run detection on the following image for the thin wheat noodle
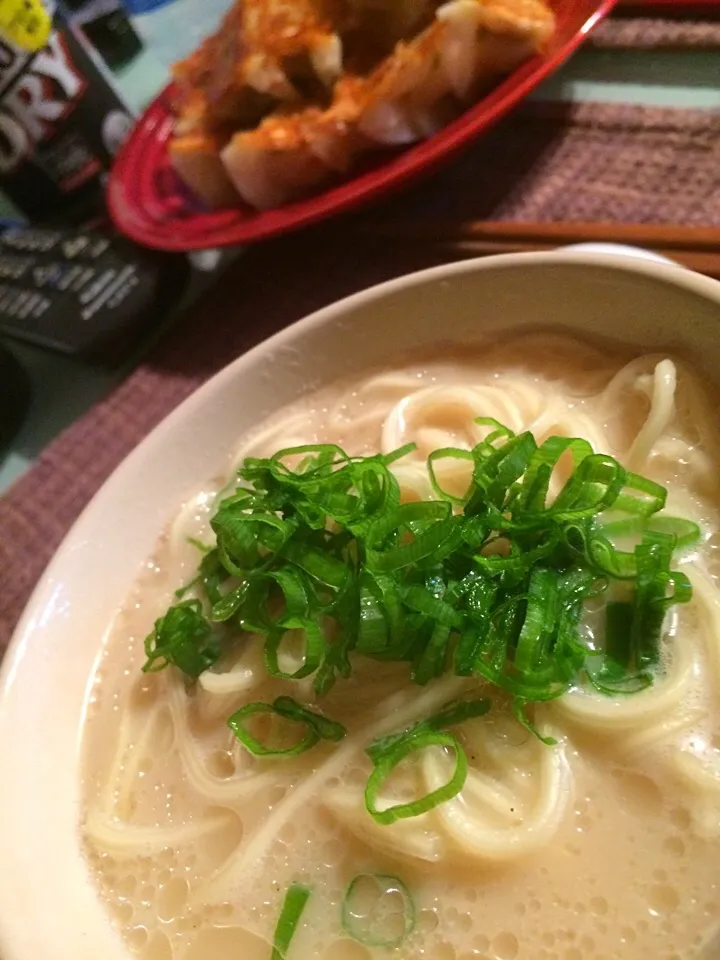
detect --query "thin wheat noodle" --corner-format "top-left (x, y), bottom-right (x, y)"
top-left (196, 676), bottom-right (466, 905)
top-left (167, 674), bottom-right (282, 805)
top-left (81, 341), bottom-right (720, 960)
top-left (552, 638), bottom-right (694, 732)
top-left (626, 360), bottom-right (677, 472)
top-left (423, 727), bottom-right (572, 861)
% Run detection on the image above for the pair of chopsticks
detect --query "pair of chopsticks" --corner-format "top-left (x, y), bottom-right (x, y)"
top-left (356, 221), bottom-right (720, 279)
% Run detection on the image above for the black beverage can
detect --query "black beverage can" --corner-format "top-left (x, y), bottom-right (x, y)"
top-left (0, 0), bottom-right (134, 223)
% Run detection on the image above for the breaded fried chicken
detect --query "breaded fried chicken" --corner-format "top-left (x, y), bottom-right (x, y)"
top-left (170, 0), bottom-right (555, 210)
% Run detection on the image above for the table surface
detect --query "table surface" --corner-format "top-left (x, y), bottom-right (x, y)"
top-left (1, 43), bottom-right (719, 496)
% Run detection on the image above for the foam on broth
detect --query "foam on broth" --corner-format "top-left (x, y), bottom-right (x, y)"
top-left (82, 335), bottom-right (720, 960)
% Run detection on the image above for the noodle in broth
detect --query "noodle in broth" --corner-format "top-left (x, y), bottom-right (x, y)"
top-left (82, 334), bottom-right (720, 960)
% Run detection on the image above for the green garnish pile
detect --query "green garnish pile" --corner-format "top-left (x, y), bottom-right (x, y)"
top-left (141, 418), bottom-right (701, 956)
top-left (143, 418), bottom-right (698, 823)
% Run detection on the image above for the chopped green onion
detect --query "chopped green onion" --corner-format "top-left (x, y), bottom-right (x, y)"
top-left (512, 699), bottom-right (557, 745)
top-left (151, 434), bottom-right (694, 704)
top-left (549, 454), bottom-right (626, 521)
top-left (468, 431), bottom-right (537, 514)
top-left (272, 883), bottom-right (312, 960)
top-left (365, 730), bottom-right (466, 825)
top-left (357, 571), bottom-right (403, 658)
top-left (631, 532), bottom-right (690, 672)
top-left (584, 529), bottom-right (638, 580)
top-left (228, 697), bottom-right (345, 757)
top-left (186, 536), bottom-right (212, 554)
top-left (146, 421), bottom-right (698, 823)
top-left (366, 501), bottom-right (457, 572)
top-left (383, 442), bottom-right (418, 466)
top-left (365, 699), bottom-right (490, 824)
top-left (199, 549), bottom-right (230, 605)
top-left (174, 575), bottom-right (200, 600)
top-left (282, 540), bottom-right (350, 590)
top-left (614, 472), bottom-right (667, 517)
top-left (366, 698), bottom-right (491, 762)
top-left (604, 601), bottom-right (635, 669)
top-left (142, 600), bottom-right (218, 678)
top-left (599, 514), bottom-right (701, 551)
top-left (475, 416), bottom-right (516, 447)
top-left (341, 874), bottom-right (415, 948)
top-left (513, 566), bottom-right (561, 674)
top-left (264, 618), bottom-right (325, 680)
top-left (210, 581), bottom-right (250, 623)
top-left (428, 447), bottom-right (474, 504)
top-left (453, 577), bottom-right (498, 676)
top-left (586, 656), bottom-right (654, 696)
top-left (411, 621), bottom-right (452, 685)
top-left (517, 436), bottom-right (593, 513)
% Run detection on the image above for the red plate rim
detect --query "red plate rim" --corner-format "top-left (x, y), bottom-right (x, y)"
top-left (108, 0), bottom-right (618, 251)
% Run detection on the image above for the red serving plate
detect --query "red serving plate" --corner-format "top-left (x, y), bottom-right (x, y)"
top-left (108, 0), bottom-right (617, 251)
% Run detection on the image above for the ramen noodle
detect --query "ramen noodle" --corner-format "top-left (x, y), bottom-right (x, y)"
top-left (83, 334), bottom-right (720, 960)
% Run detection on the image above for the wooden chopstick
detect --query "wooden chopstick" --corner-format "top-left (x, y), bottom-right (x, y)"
top-left (352, 220), bottom-right (720, 277)
top-left (358, 220), bottom-right (720, 253)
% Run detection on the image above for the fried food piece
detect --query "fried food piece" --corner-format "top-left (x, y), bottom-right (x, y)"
top-left (332, 0), bottom-right (439, 70)
top-left (170, 0), bottom-right (346, 202)
top-left (169, 133), bottom-right (240, 209)
top-left (221, 111), bottom-right (331, 210)
top-left (173, 0), bottom-right (343, 135)
top-left (216, 0), bottom-right (554, 209)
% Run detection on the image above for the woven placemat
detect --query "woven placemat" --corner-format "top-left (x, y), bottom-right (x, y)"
top-left (2, 98), bottom-right (720, 652)
top-left (359, 101), bottom-right (720, 227)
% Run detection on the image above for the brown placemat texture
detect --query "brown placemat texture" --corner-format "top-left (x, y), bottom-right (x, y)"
top-left (593, 16), bottom-right (720, 49)
top-left (2, 98), bottom-right (720, 652)
top-left (360, 101), bottom-right (720, 227)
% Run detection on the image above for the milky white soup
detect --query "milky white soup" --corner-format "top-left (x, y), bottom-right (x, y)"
top-left (82, 334), bottom-right (720, 960)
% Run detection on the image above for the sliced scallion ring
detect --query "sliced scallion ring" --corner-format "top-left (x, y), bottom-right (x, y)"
top-left (228, 697), bottom-right (345, 758)
top-left (365, 730), bottom-right (467, 825)
top-left (342, 874), bottom-right (416, 948)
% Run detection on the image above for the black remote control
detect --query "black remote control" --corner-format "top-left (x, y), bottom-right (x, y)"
top-left (0, 226), bottom-right (190, 365)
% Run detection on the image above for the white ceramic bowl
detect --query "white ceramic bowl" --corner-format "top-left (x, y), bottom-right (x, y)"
top-left (2, 250), bottom-right (720, 960)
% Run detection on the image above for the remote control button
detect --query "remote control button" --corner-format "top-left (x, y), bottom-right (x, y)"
top-left (61, 236), bottom-right (91, 259)
top-left (79, 269), bottom-right (116, 305)
top-left (31, 297), bottom-right (51, 319)
top-left (70, 266), bottom-right (97, 292)
top-left (85, 236), bottom-right (112, 259)
top-left (0, 256), bottom-right (32, 281)
top-left (1, 229), bottom-right (63, 253)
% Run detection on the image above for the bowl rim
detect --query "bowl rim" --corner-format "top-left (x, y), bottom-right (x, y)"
top-left (3, 249), bottom-right (720, 960)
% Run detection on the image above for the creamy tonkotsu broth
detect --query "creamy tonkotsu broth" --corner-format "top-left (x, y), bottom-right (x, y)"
top-left (83, 334), bottom-right (720, 960)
